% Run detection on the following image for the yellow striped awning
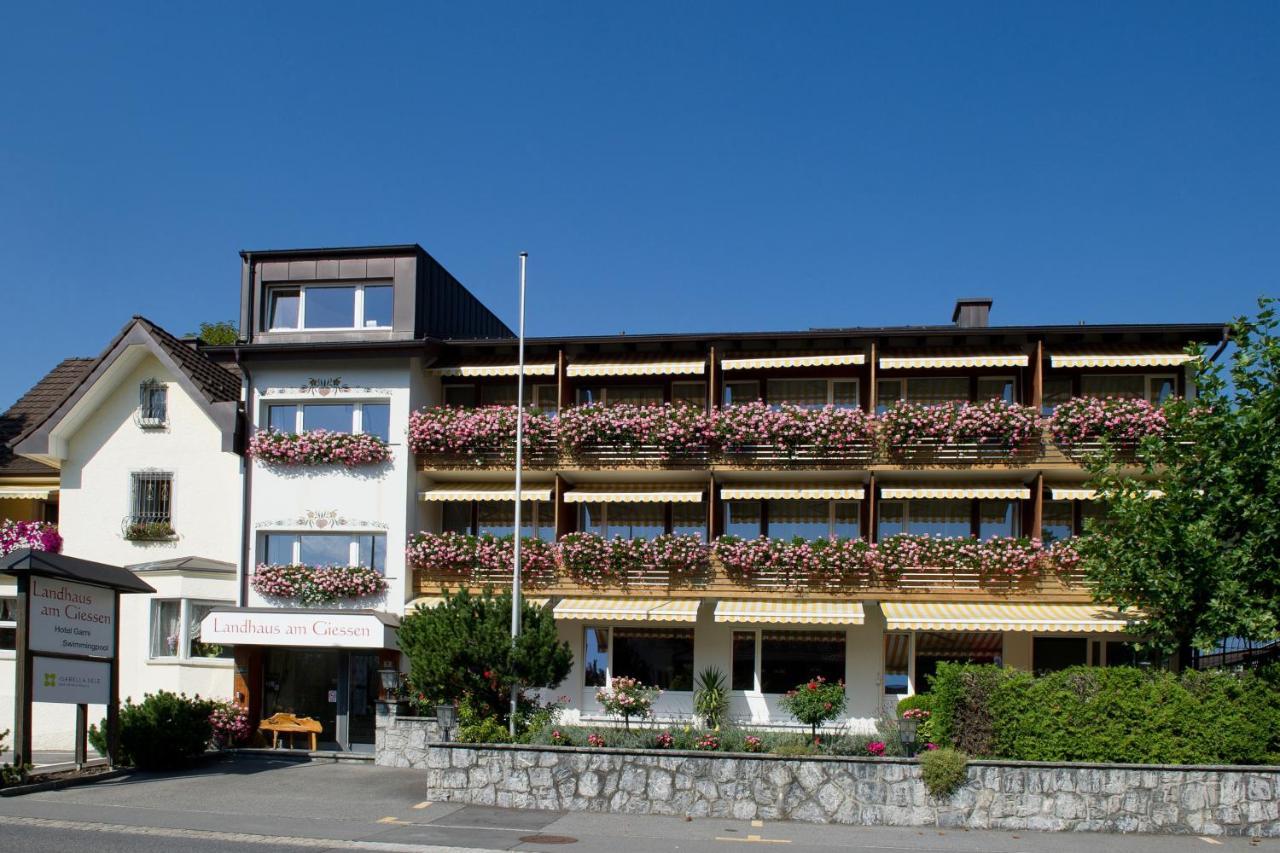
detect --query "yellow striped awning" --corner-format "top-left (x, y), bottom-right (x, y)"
top-left (881, 601), bottom-right (1134, 633)
top-left (879, 485), bottom-right (1029, 500)
top-left (0, 486), bottom-right (56, 500)
top-left (566, 358), bottom-right (705, 377)
top-left (428, 362), bottom-right (557, 377)
top-left (1049, 347), bottom-right (1197, 369)
top-left (419, 484), bottom-right (553, 502)
top-left (562, 486), bottom-right (704, 504)
top-left (553, 597), bottom-right (700, 622)
top-left (720, 485), bottom-right (864, 500)
top-left (720, 352), bottom-right (866, 371)
top-left (409, 595), bottom-right (549, 610)
top-left (1049, 487), bottom-right (1164, 500)
top-left (879, 350), bottom-right (1029, 370)
top-left (714, 599), bottom-right (864, 625)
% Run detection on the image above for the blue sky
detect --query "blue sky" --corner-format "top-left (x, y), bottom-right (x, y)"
top-left (1, 2), bottom-right (1276, 404)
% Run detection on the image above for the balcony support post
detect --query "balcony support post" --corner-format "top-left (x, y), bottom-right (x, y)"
top-left (1031, 340), bottom-right (1043, 412)
top-left (1031, 472), bottom-right (1044, 543)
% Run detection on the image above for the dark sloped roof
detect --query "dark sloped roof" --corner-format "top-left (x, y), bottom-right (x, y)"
top-left (133, 317), bottom-right (241, 403)
top-left (1, 547), bottom-right (155, 593)
top-left (0, 358), bottom-right (95, 476)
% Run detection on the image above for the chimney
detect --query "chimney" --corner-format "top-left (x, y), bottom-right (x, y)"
top-left (952, 297), bottom-right (993, 328)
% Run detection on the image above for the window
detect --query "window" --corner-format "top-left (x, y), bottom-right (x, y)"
top-left (149, 599), bottom-right (233, 660)
top-left (722, 500), bottom-right (860, 540)
top-left (266, 283), bottom-right (394, 331)
top-left (977, 376), bottom-right (1015, 403)
top-left (1033, 637), bottom-right (1089, 673)
top-left (723, 380), bottom-right (760, 406)
top-left (671, 503), bottom-right (706, 538)
top-left (878, 377), bottom-right (970, 410)
top-left (1041, 500), bottom-right (1074, 543)
top-left (671, 382), bottom-right (707, 408)
top-left (612, 627), bottom-right (694, 690)
top-left (477, 501), bottom-right (553, 540)
top-left (131, 471), bottom-right (173, 525)
top-left (265, 401), bottom-right (391, 440)
top-left (732, 631), bottom-right (756, 691)
top-left (879, 499), bottom-right (971, 539)
top-left (0, 596), bottom-right (16, 652)
top-left (724, 501), bottom-right (762, 538)
top-left (876, 379), bottom-right (902, 414)
top-left (575, 386), bottom-right (663, 405)
top-left (584, 627), bottom-right (608, 687)
top-left (533, 384), bottom-right (558, 415)
top-left (442, 385), bottom-right (477, 407)
top-left (578, 502), bottom-right (666, 540)
top-left (260, 532), bottom-right (387, 571)
top-left (1081, 374), bottom-right (1177, 404)
top-left (884, 633), bottom-right (910, 696)
top-left (759, 630), bottom-right (845, 694)
top-left (766, 378), bottom-right (859, 410)
top-left (138, 379), bottom-right (167, 427)
top-left (441, 383), bottom-right (557, 413)
top-left (1080, 500), bottom-right (1107, 534)
top-left (766, 499), bottom-right (828, 540)
top-left (978, 500), bottom-right (1020, 539)
top-left (442, 502), bottom-right (471, 534)
top-left (913, 631), bottom-right (1001, 691)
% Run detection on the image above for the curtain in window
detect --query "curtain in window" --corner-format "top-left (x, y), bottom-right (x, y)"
top-left (767, 379), bottom-right (827, 409)
top-left (906, 378), bottom-right (969, 404)
top-left (608, 503), bottom-right (665, 540)
top-left (478, 501), bottom-right (539, 539)
top-left (671, 503), bottom-right (706, 538)
top-left (150, 600), bottom-right (182, 657)
top-left (877, 501), bottom-right (906, 539)
top-left (186, 602), bottom-right (232, 658)
top-left (724, 501), bottom-right (763, 538)
top-left (876, 380), bottom-right (902, 413)
top-left (904, 499), bottom-right (970, 537)
top-left (833, 502), bottom-right (860, 539)
top-left (978, 500), bottom-right (1019, 539)
top-left (766, 499), bottom-right (828, 540)
top-left (606, 386), bottom-right (663, 405)
top-left (1081, 375), bottom-right (1145, 399)
top-left (1041, 501), bottom-right (1074, 543)
top-left (1042, 378), bottom-right (1072, 414)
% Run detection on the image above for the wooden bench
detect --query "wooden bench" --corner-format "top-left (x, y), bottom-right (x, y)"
top-left (259, 712), bottom-right (323, 751)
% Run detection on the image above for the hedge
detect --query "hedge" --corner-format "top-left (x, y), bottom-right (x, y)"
top-left (925, 663), bottom-right (1280, 765)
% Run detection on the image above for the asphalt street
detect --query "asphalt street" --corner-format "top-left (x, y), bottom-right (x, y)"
top-left (0, 757), bottom-right (1271, 852)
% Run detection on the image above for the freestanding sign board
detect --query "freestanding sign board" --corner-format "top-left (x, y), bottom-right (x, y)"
top-left (2, 548), bottom-right (154, 769)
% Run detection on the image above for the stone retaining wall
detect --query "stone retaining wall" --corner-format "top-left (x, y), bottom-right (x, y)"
top-left (399, 740), bottom-right (1280, 836)
top-left (374, 712), bottom-right (441, 768)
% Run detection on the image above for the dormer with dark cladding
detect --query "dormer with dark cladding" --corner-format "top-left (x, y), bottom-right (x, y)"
top-left (238, 244), bottom-right (513, 346)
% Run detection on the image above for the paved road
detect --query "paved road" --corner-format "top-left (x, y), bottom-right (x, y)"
top-left (0, 757), bottom-right (1270, 852)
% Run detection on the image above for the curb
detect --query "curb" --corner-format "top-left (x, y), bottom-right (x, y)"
top-left (1, 768), bottom-right (130, 797)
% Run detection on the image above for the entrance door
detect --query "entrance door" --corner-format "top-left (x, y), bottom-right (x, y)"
top-left (347, 652), bottom-right (380, 751)
top-left (262, 648), bottom-right (341, 748)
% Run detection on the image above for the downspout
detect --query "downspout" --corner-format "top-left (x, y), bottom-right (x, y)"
top-left (235, 346), bottom-right (254, 608)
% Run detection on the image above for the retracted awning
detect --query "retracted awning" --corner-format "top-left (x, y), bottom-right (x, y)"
top-left (553, 597), bottom-right (700, 622)
top-left (1048, 347), bottom-right (1197, 369)
top-left (408, 596), bottom-right (549, 610)
top-left (720, 352), bottom-right (865, 371)
top-left (879, 350), bottom-right (1029, 370)
top-left (714, 599), bottom-right (864, 625)
top-left (562, 486), bottom-right (704, 503)
top-left (0, 486), bottom-right (56, 500)
top-left (880, 601), bottom-right (1134, 633)
top-left (719, 485), bottom-right (864, 500)
top-left (566, 358), bottom-right (705, 377)
top-left (418, 484), bottom-right (554, 501)
top-left (879, 485), bottom-right (1030, 500)
top-left (1049, 487), bottom-right (1164, 500)
top-left (427, 362), bottom-right (557, 377)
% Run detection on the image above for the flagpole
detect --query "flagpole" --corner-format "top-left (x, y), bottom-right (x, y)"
top-left (509, 251), bottom-right (527, 737)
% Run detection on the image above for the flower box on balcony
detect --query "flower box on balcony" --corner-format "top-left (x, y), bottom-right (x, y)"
top-left (1048, 397), bottom-right (1169, 460)
top-left (249, 429), bottom-right (392, 467)
top-left (560, 404), bottom-right (711, 467)
top-left (408, 406), bottom-right (557, 468)
top-left (123, 520), bottom-right (177, 542)
top-left (251, 563), bottom-right (388, 605)
top-left (711, 403), bottom-right (877, 467)
top-left (406, 532), bottom-right (558, 588)
top-left (881, 400), bottom-right (1040, 465)
top-left (558, 532), bottom-right (709, 587)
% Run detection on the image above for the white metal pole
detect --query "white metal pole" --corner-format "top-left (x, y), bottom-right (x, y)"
top-left (510, 251), bottom-right (527, 737)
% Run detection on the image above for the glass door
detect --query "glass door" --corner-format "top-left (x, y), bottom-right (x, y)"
top-left (347, 652), bottom-right (380, 751)
top-left (262, 648), bottom-right (341, 747)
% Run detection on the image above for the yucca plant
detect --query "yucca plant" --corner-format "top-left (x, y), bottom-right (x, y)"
top-left (693, 667), bottom-right (730, 729)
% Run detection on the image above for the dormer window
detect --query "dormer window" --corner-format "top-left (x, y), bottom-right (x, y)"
top-left (138, 379), bottom-right (167, 428)
top-left (267, 283), bottom-right (393, 331)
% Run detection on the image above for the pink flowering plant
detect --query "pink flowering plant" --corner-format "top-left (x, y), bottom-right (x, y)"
top-left (558, 532), bottom-right (706, 585)
top-left (251, 563), bottom-right (388, 605)
top-left (654, 730), bottom-right (675, 749)
top-left (559, 403), bottom-right (712, 459)
top-left (1048, 396), bottom-right (1169, 447)
top-left (558, 532), bottom-right (622, 585)
top-left (407, 406), bottom-right (557, 463)
top-left (405, 532), bottom-right (557, 588)
top-left (881, 400), bottom-right (1039, 454)
top-left (694, 733), bottom-right (721, 751)
top-left (595, 676), bottom-right (660, 729)
top-left (649, 533), bottom-right (710, 579)
top-left (710, 402), bottom-right (876, 458)
top-left (866, 740), bottom-right (887, 756)
top-left (743, 735), bottom-right (765, 753)
top-left (0, 520), bottom-right (62, 555)
top-left (249, 429), bottom-right (391, 467)
top-left (587, 732), bottom-right (607, 748)
top-left (955, 536), bottom-right (1045, 583)
top-left (712, 535), bottom-right (877, 589)
top-left (209, 700), bottom-right (252, 748)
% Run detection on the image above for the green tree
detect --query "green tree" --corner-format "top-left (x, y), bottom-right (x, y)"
top-left (396, 588), bottom-right (572, 724)
top-left (1078, 298), bottom-right (1280, 670)
top-left (192, 321), bottom-right (239, 345)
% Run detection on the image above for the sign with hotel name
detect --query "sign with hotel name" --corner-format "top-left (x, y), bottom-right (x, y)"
top-left (31, 656), bottom-right (112, 705)
top-left (27, 577), bottom-right (116, 658)
top-left (200, 610), bottom-right (394, 650)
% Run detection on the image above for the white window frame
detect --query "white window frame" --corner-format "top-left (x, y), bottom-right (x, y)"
top-left (149, 598), bottom-right (234, 661)
top-left (259, 531), bottom-right (388, 571)
top-left (766, 377), bottom-right (860, 409)
top-left (731, 628), bottom-right (763, 694)
top-left (266, 282), bottom-right (393, 332)
top-left (0, 595), bottom-right (16, 655)
top-left (263, 400), bottom-right (391, 439)
top-left (731, 627), bottom-right (847, 696)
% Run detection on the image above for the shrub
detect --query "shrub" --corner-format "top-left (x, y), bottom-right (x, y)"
top-left (0, 729), bottom-right (28, 788)
top-left (456, 695), bottom-right (512, 744)
top-left (779, 676), bottom-right (847, 742)
top-left (89, 692), bottom-right (215, 769)
top-left (596, 676), bottom-right (659, 729)
top-left (919, 748), bottom-right (969, 799)
top-left (693, 667), bottom-right (729, 729)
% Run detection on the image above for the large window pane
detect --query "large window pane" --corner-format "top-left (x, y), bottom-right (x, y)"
top-left (267, 404), bottom-right (297, 433)
top-left (914, 632), bottom-right (1002, 691)
top-left (767, 499), bottom-right (828, 541)
top-left (671, 382), bottom-right (706, 408)
top-left (876, 379), bottom-right (902, 414)
top-left (609, 503), bottom-right (665, 540)
top-left (1148, 376), bottom-right (1176, 405)
top-left (478, 501), bottom-right (537, 538)
top-left (268, 289), bottom-right (300, 330)
top-left (725, 501), bottom-right (762, 538)
top-left (304, 286), bottom-right (356, 328)
top-left (978, 500), bottom-right (1019, 540)
top-left (612, 627), bottom-right (694, 691)
top-left (732, 631), bottom-right (756, 691)
top-left (299, 535), bottom-right (352, 566)
top-left (906, 377), bottom-right (969, 404)
top-left (0, 598), bottom-right (13, 651)
top-left (362, 403), bottom-right (391, 442)
top-left (606, 386), bottom-right (663, 405)
top-left (443, 385), bottom-right (477, 407)
top-left (977, 377), bottom-right (1014, 402)
top-left (1041, 500), bottom-right (1074, 543)
top-left (362, 285), bottom-right (393, 328)
top-left (584, 627), bottom-right (608, 687)
top-left (264, 534), bottom-right (297, 565)
top-left (303, 404), bottom-right (354, 434)
top-left (905, 500), bottom-right (971, 538)
top-left (480, 384), bottom-right (518, 406)
top-left (1081, 375), bottom-right (1145, 400)
top-left (357, 534), bottom-right (386, 571)
top-left (832, 380), bottom-right (859, 409)
top-left (578, 503), bottom-right (605, 536)
top-left (150, 600), bottom-right (182, 657)
top-left (1042, 378), bottom-right (1073, 415)
top-left (1033, 637), bottom-right (1088, 674)
top-left (884, 633), bottom-right (910, 696)
top-left (760, 630), bottom-right (845, 694)
top-left (833, 502), bottom-right (860, 539)
top-left (767, 379), bottom-right (827, 409)
top-left (442, 502), bottom-right (472, 534)
top-left (723, 380), bottom-right (760, 407)
top-left (188, 602), bottom-right (233, 658)
top-left (672, 503), bottom-right (706, 539)
top-left (877, 501), bottom-right (906, 539)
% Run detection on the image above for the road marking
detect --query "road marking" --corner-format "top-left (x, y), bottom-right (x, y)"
top-left (751, 820), bottom-right (763, 827)
top-left (714, 834), bottom-right (791, 844)
top-left (413, 801), bottom-right (433, 810)
top-left (1200, 839), bottom-right (1223, 846)
top-left (378, 816), bottom-right (410, 825)
top-left (0, 815), bottom-right (503, 853)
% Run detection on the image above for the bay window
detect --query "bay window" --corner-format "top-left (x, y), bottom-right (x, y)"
top-left (261, 532), bottom-right (387, 571)
top-left (149, 599), bottom-right (233, 660)
top-left (266, 283), bottom-right (393, 331)
top-left (266, 401), bottom-right (392, 442)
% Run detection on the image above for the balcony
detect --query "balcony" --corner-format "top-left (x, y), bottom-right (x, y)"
top-left (408, 532), bottom-right (1088, 601)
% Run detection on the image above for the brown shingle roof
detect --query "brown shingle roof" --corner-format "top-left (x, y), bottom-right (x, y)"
top-left (133, 317), bottom-right (241, 403)
top-left (0, 358), bottom-right (95, 476)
